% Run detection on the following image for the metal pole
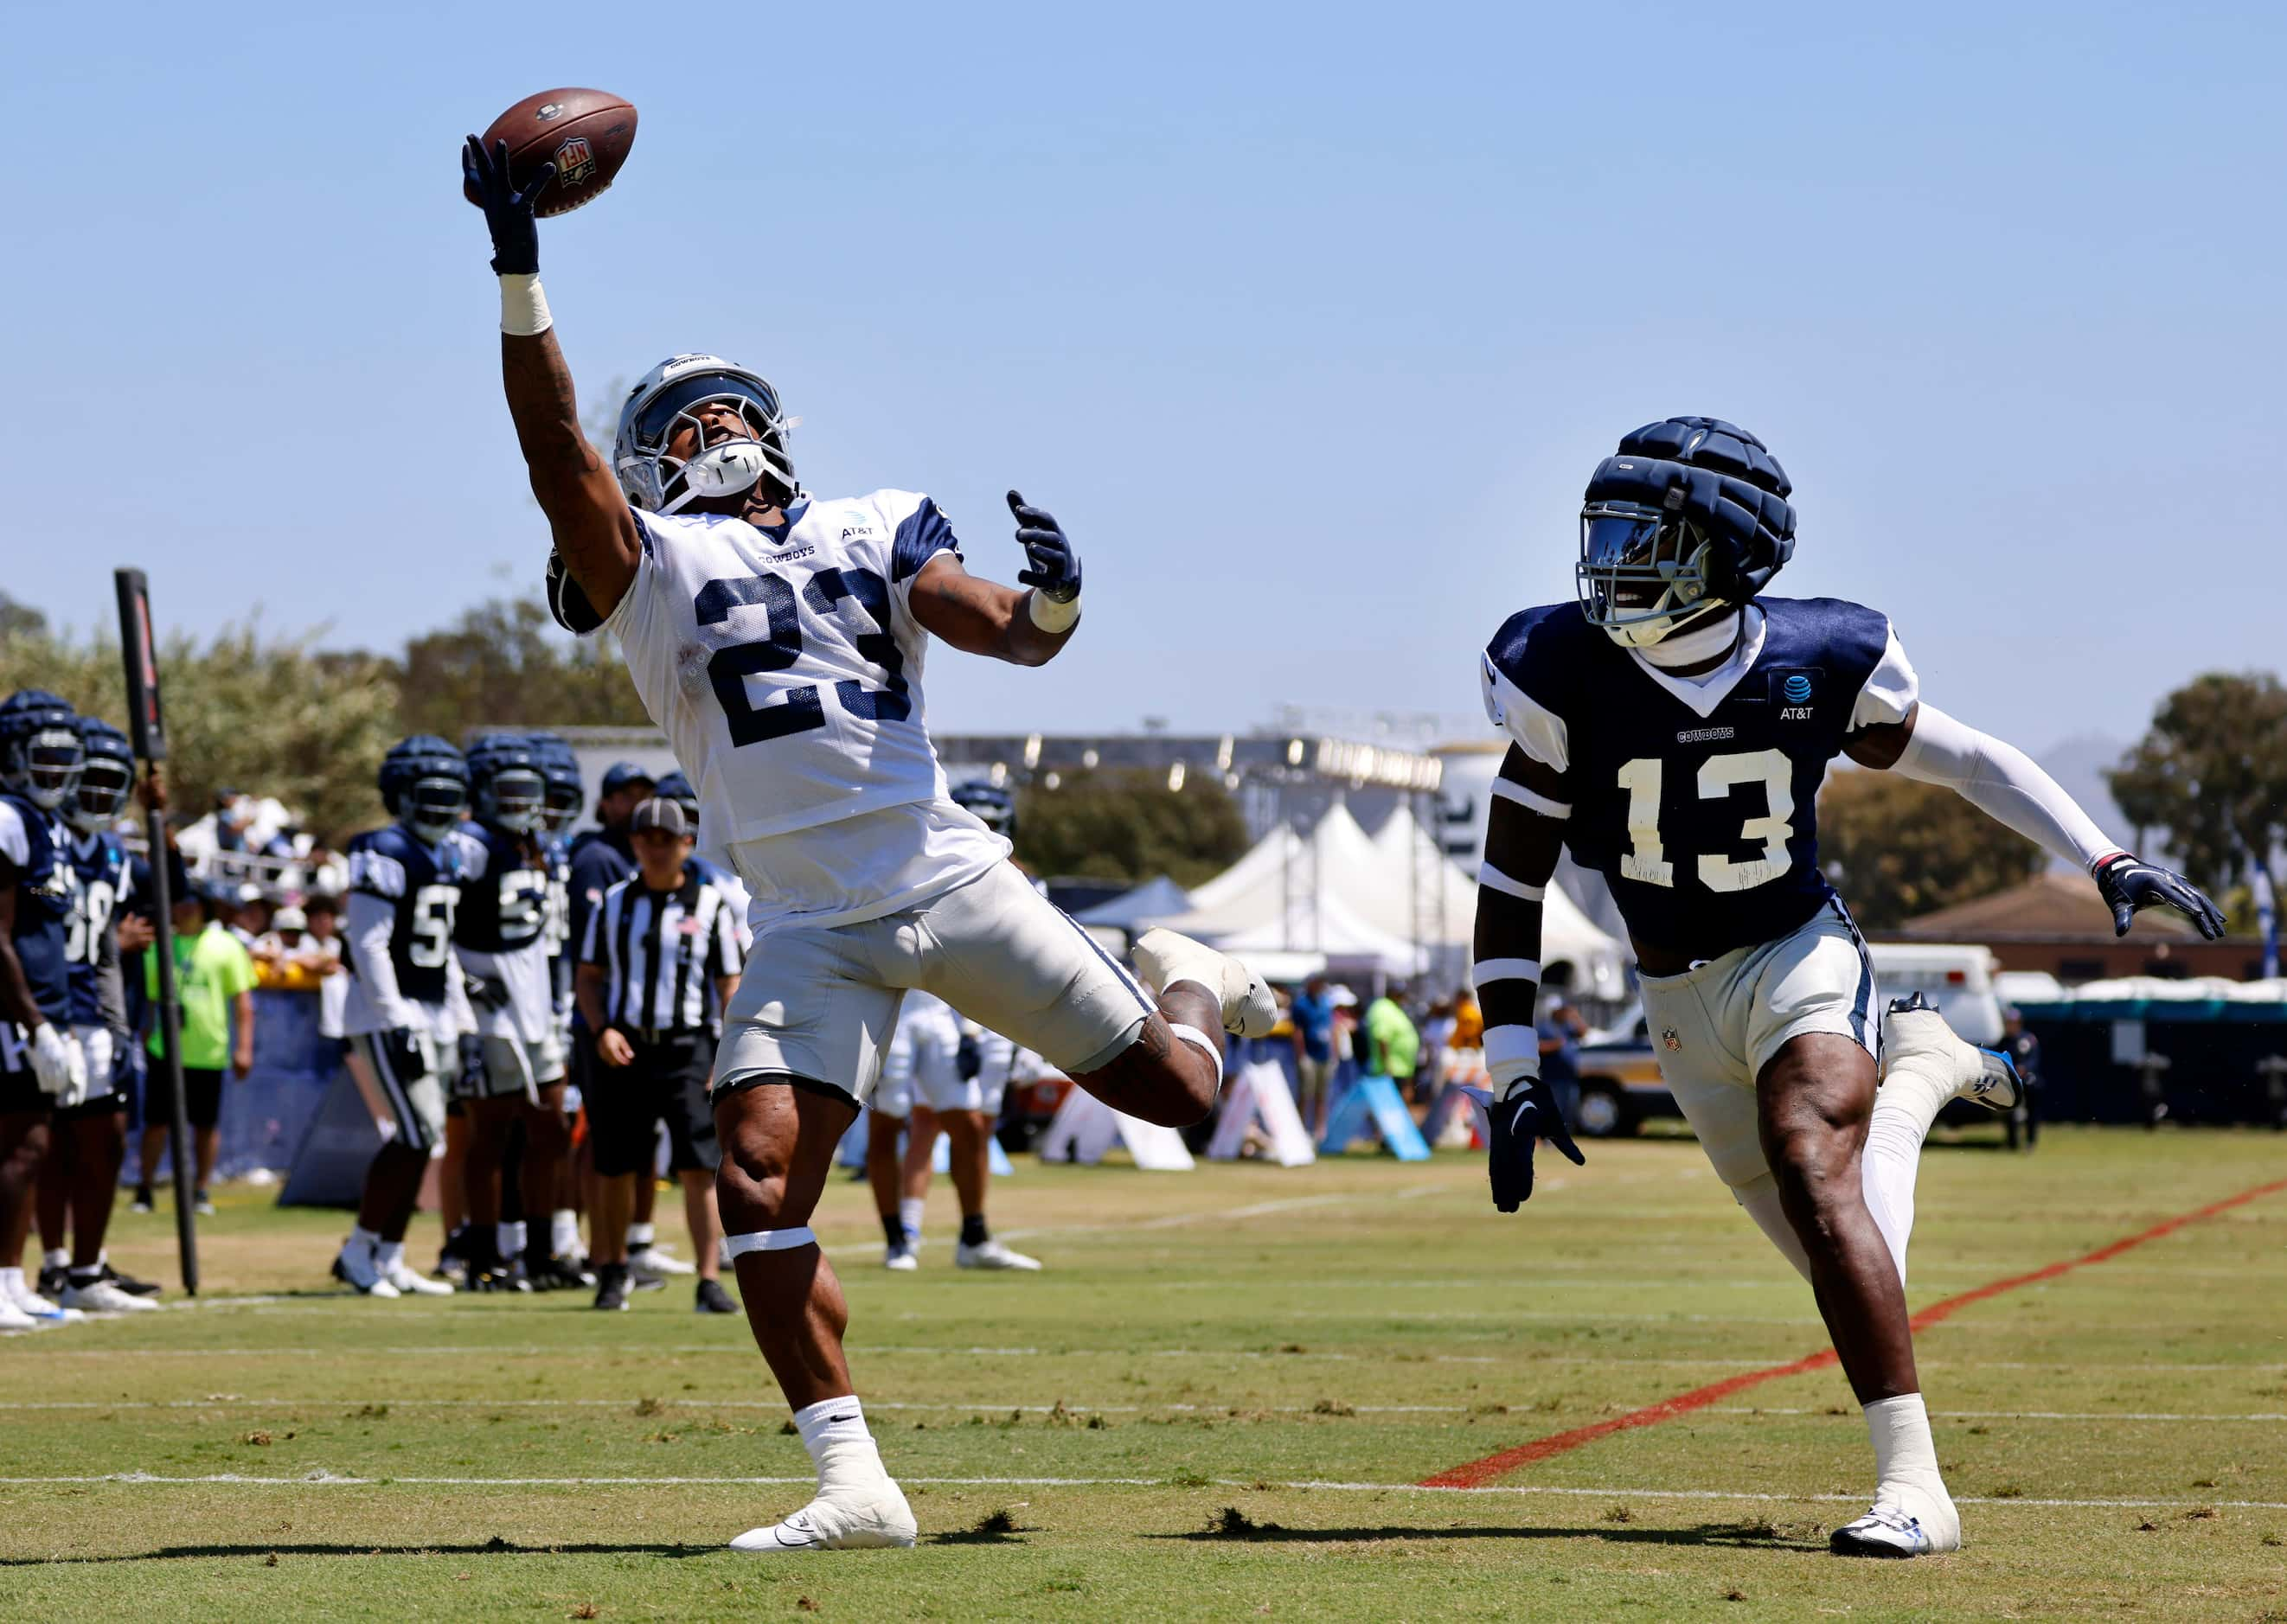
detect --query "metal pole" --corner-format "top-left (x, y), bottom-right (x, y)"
top-left (114, 569), bottom-right (197, 1295)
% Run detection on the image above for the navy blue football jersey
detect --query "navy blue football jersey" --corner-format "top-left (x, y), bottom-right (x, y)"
top-left (343, 822), bottom-right (467, 1007)
top-left (540, 829), bottom-right (573, 1007)
top-left (1481, 598), bottom-right (1917, 960)
top-left (451, 822), bottom-right (548, 953)
top-left (64, 829), bottom-right (131, 1026)
top-left (0, 793), bottom-right (73, 1026)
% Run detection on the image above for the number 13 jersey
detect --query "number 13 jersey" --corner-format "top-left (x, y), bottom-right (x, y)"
top-left (1480, 598), bottom-right (1919, 961)
top-left (603, 490), bottom-right (1009, 936)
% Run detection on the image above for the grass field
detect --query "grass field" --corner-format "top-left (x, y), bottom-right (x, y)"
top-left (3, 1125), bottom-right (2284, 1621)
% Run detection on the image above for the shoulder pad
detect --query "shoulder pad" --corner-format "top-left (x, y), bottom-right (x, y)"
top-left (348, 847), bottom-right (408, 900)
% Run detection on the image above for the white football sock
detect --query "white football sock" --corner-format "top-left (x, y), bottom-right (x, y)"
top-left (0, 1267), bottom-right (24, 1304)
top-left (43, 1247), bottom-right (68, 1272)
top-left (375, 1240), bottom-right (407, 1275)
top-left (497, 1221), bottom-right (525, 1261)
top-left (552, 1209), bottom-right (581, 1257)
top-left (792, 1396), bottom-right (890, 1495)
top-left (1864, 1392), bottom-right (1948, 1507)
top-left (898, 1198), bottom-right (926, 1244)
top-left (1861, 1061), bottom-right (1952, 1289)
top-left (627, 1222), bottom-right (657, 1251)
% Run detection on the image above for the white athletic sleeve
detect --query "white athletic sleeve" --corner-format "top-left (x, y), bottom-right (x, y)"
top-left (345, 891), bottom-right (417, 1032)
top-left (1889, 703), bottom-right (2120, 871)
top-left (1849, 623), bottom-right (1920, 732)
top-left (1479, 652), bottom-right (1570, 774)
top-left (0, 802), bottom-right (28, 868)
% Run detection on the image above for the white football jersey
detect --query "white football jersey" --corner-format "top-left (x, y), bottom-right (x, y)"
top-left (604, 490), bottom-right (1008, 933)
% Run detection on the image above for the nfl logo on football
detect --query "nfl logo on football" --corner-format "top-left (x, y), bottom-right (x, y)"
top-left (552, 136), bottom-right (597, 186)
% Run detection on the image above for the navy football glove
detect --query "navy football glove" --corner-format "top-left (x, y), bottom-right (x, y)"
top-left (378, 1026), bottom-right (429, 1083)
top-left (462, 135), bottom-right (554, 277)
top-left (2093, 853), bottom-right (2226, 940)
top-left (1480, 1078), bottom-right (1584, 1214)
top-left (1008, 490), bottom-right (1081, 603)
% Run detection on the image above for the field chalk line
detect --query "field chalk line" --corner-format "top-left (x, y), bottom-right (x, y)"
top-left (1420, 1175), bottom-right (2287, 1491)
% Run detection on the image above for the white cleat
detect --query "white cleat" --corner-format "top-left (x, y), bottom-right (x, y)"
top-left (630, 1244), bottom-right (696, 1282)
top-left (0, 1296), bottom-right (39, 1333)
top-left (7, 1285), bottom-right (85, 1326)
top-left (332, 1244), bottom-right (400, 1300)
top-left (386, 1262), bottom-right (455, 1297)
top-left (1882, 993), bottom-right (2021, 1112)
top-left (1131, 928), bottom-right (1278, 1039)
top-left (61, 1278), bottom-right (159, 1314)
top-left (1830, 1490), bottom-right (1963, 1557)
top-left (729, 1482), bottom-right (918, 1551)
top-left (955, 1237), bottom-right (1041, 1271)
top-left (882, 1243), bottom-right (919, 1272)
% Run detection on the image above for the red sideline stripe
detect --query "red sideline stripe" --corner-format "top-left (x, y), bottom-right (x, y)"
top-left (1419, 1176), bottom-right (2287, 1490)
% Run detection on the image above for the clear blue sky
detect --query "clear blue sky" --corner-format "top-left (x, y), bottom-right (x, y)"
top-left (6, 1), bottom-right (2279, 753)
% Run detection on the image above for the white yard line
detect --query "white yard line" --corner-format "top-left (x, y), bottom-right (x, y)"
top-left (0, 1471), bottom-right (2279, 1511)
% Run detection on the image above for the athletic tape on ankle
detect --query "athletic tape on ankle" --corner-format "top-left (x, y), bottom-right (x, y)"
top-left (1165, 1023), bottom-right (1224, 1084)
top-left (723, 1227), bottom-right (817, 1257)
top-left (498, 273), bottom-right (553, 336)
top-left (1026, 589), bottom-right (1080, 633)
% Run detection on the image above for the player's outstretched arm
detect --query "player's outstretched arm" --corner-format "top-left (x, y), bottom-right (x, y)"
top-left (908, 492), bottom-right (1083, 668)
top-left (1475, 747), bottom-right (1585, 1212)
top-left (462, 136), bottom-right (640, 620)
top-left (1847, 702), bottom-right (2226, 939)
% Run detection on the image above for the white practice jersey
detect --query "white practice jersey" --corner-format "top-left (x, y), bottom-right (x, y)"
top-left (603, 491), bottom-right (1009, 934)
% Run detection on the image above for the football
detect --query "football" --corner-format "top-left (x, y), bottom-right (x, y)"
top-left (463, 87), bottom-right (637, 218)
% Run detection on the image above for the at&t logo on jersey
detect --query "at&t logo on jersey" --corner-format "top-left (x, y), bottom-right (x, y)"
top-left (1775, 670), bottom-right (1816, 721)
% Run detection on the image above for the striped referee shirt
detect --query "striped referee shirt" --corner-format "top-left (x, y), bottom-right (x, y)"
top-left (579, 864), bottom-right (744, 1037)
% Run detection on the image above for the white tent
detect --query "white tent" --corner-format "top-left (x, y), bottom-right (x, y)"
top-left (1141, 799), bottom-right (1626, 992)
top-left (1366, 803), bottom-right (1627, 998)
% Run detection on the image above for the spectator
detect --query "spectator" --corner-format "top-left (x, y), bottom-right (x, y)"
top-left (1450, 986), bottom-right (1483, 1052)
top-left (228, 885), bottom-right (269, 949)
top-left (211, 790), bottom-right (250, 854)
top-left (1999, 1007), bottom-right (2042, 1152)
top-left (1289, 974), bottom-right (1337, 1137)
top-left (1535, 970), bottom-right (1586, 1128)
top-left (1362, 982), bottom-right (1420, 1097)
top-left (302, 894), bottom-right (349, 1052)
top-left (135, 883), bottom-right (256, 1216)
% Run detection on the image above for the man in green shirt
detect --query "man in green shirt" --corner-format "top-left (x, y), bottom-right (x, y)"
top-left (1363, 985), bottom-right (1421, 1094)
top-left (137, 885), bottom-right (255, 1214)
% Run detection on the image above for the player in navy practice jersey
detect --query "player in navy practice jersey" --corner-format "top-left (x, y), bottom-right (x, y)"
top-left (330, 738), bottom-right (472, 1300)
top-left (1473, 419), bottom-right (2224, 1557)
top-left (36, 718), bottom-right (157, 1314)
top-left (449, 735), bottom-right (577, 1290)
top-left (0, 692), bottom-right (90, 1329)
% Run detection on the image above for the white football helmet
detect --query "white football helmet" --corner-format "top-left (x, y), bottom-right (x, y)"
top-left (612, 354), bottom-right (798, 515)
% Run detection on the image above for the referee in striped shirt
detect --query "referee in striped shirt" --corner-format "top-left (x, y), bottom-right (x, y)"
top-left (576, 797), bottom-right (744, 1314)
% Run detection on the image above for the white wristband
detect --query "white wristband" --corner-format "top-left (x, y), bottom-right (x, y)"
top-left (499, 273), bottom-right (553, 337)
top-left (1027, 588), bottom-right (1080, 634)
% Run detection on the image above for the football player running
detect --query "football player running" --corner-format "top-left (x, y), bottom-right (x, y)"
top-left (450, 734), bottom-right (579, 1290)
top-left (1473, 418), bottom-right (2225, 1557)
top-left (332, 737), bottom-right (472, 1300)
top-left (467, 137), bottom-right (1274, 1552)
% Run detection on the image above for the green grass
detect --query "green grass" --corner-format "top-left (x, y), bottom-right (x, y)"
top-left (4, 1125), bottom-right (2285, 1621)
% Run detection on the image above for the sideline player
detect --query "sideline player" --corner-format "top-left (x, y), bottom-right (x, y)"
top-left (1472, 418), bottom-right (2226, 1557)
top-left (868, 989), bottom-right (1043, 1271)
top-left (0, 692), bottom-right (89, 1329)
top-left (451, 734), bottom-right (577, 1289)
top-left (332, 737), bottom-right (471, 1300)
top-left (37, 718), bottom-right (155, 1312)
top-left (466, 137), bottom-right (1274, 1551)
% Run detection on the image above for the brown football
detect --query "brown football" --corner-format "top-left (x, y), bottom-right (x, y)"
top-left (463, 88), bottom-right (637, 218)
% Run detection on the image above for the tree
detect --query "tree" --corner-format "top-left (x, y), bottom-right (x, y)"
top-left (1014, 770), bottom-right (1249, 887)
top-left (1817, 768), bottom-right (2046, 930)
top-left (2106, 672), bottom-right (2287, 892)
top-left (394, 595), bottom-right (652, 738)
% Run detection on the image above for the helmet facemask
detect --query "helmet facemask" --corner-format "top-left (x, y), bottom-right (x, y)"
top-left (541, 774), bottom-right (584, 834)
top-left (9, 726), bottom-right (86, 811)
top-left (1576, 502), bottom-right (1729, 649)
top-left (477, 766), bottom-right (546, 835)
top-left (400, 775), bottom-right (468, 843)
top-left (69, 752), bottom-right (134, 834)
top-left (614, 365), bottom-right (798, 516)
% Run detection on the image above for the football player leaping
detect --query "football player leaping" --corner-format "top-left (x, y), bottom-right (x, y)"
top-left (1474, 418), bottom-right (2224, 1557)
top-left (466, 138), bottom-right (1275, 1553)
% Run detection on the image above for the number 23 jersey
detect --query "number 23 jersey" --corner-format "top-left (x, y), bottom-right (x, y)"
top-left (602, 491), bottom-right (1007, 930)
top-left (1480, 598), bottom-right (1918, 960)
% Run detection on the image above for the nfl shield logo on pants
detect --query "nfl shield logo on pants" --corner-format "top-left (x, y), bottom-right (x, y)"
top-left (1662, 1027), bottom-right (1682, 1052)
